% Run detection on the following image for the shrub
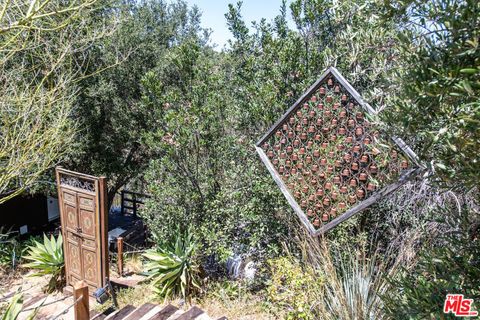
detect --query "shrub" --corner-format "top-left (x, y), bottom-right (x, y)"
top-left (23, 234), bottom-right (65, 293)
top-left (143, 229), bottom-right (201, 300)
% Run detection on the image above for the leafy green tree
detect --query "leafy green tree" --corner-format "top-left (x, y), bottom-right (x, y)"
top-left (382, 0), bottom-right (480, 188)
top-left (70, 0), bottom-right (207, 205)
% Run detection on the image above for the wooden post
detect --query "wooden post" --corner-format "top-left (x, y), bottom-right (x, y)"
top-left (73, 281), bottom-right (89, 320)
top-left (117, 237), bottom-right (123, 277)
top-left (120, 190), bottom-right (125, 215)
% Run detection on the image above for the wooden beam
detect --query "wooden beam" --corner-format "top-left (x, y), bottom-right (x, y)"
top-left (73, 281), bottom-right (89, 320)
top-left (117, 237), bottom-right (123, 277)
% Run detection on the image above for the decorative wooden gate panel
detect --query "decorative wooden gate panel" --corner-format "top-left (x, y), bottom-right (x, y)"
top-left (56, 167), bottom-right (108, 294)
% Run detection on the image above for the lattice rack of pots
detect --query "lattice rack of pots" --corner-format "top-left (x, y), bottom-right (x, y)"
top-left (256, 67), bottom-right (421, 236)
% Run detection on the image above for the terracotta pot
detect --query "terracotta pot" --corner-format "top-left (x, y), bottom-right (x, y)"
top-left (285, 160), bottom-right (291, 167)
top-left (342, 168), bottom-right (350, 176)
top-left (316, 188), bottom-right (324, 197)
top-left (320, 158), bottom-right (327, 166)
top-left (279, 166), bottom-right (285, 173)
top-left (325, 182), bottom-right (332, 190)
top-left (312, 164), bottom-right (319, 172)
top-left (274, 144), bottom-right (280, 151)
top-left (301, 200), bottom-right (307, 208)
top-left (356, 189), bottom-right (365, 199)
top-left (296, 110), bottom-right (302, 117)
top-left (369, 164), bottom-right (378, 174)
top-left (294, 139), bottom-right (300, 146)
top-left (319, 87), bottom-right (326, 95)
top-left (355, 127), bottom-right (363, 136)
top-left (349, 195), bottom-right (357, 204)
top-left (349, 179), bottom-right (357, 187)
top-left (401, 160), bottom-right (408, 169)
top-left (351, 162), bottom-right (359, 171)
top-left (317, 103), bottom-right (324, 110)
top-left (360, 155), bottom-right (369, 163)
top-left (267, 150), bottom-right (274, 158)
top-left (300, 132), bottom-right (307, 140)
top-left (327, 165), bottom-right (334, 173)
top-left (367, 183), bottom-right (376, 191)
top-left (296, 124), bottom-right (302, 132)
top-left (314, 218), bottom-right (322, 226)
top-left (287, 146), bottom-right (293, 153)
top-left (314, 134), bottom-right (322, 141)
top-left (333, 103), bottom-right (340, 110)
top-left (326, 96), bottom-right (333, 103)
top-left (308, 125), bottom-right (315, 133)
top-left (306, 156), bottom-right (312, 163)
top-left (321, 142), bottom-right (329, 149)
top-left (316, 118), bottom-right (323, 126)
top-left (313, 150), bottom-right (320, 157)
top-left (302, 117), bottom-right (309, 125)
top-left (330, 207), bottom-right (337, 216)
top-left (363, 137), bottom-right (371, 144)
top-left (307, 209), bottom-right (314, 217)
top-left (348, 119), bottom-right (355, 127)
top-left (291, 168), bottom-right (297, 174)
top-left (280, 152), bottom-right (286, 159)
top-left (309, 110), bottom-right (316, 118)
top-left (339, 202), bottom-right (346, 209)
top-left (333, 176), bottom-right (341, 184)
top-left (323, 197), bottom-right (330, 205)
top-left (359, 172), bottom-right (368, 181)
top-left (307, 141), bottom-right (313, 148)
top-left (310, 95), bottom-right (317, 103)
top-left (340, 186), bottom-right (348, 193)
top-left (327, 78), bottom-right (333, 87)
top-left (288, 131), bottom-right (294, 138)
top-left (299, 147), bottom-right (306, 155)
top-left (338, 127), bottom-right (346, 135)
top-left (341, 94), bottom-right (348, 102)
top-left (321, 214), bottom-right (329, 222)
top-left (346, 136), bottom-right (353, 143)
top-left (289, 117), bottom-right (295, 124)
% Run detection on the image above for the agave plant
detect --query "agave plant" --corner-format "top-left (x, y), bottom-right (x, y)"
top-left (0, 293), bottom-right (38, 320)
top-left (143, 230), bottom-right (201, 300)
top-left (23, 233), bottom-right (65, 293)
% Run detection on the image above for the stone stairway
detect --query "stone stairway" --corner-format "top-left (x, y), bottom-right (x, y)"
top-left (91, 303), bottom-right (226, 320)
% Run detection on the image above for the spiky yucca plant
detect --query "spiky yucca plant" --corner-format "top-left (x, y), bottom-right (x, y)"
top-left (143, 230), bottom-right (201, 300)
top-left (23, 234), bottom-right (65, 293)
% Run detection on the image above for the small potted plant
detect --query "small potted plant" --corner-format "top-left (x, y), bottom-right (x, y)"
top-left (294, 191), bottom-right (301, 198)
top-left (289, 117), bottom-right (295, 124)
top-left (292, 153), bottom-right (299, 161)
top-left (360, 154), bottom-right (369, 163)
top-left (329, 135), bottom-right (337, 142)
top-left (296, 110), bottom-right (302, 117)
top-left (297, 162), bottom-right (304, 169)
top-left (296, 124), bottom-right (302, 132)
top-left (301, 200), bottom-right (307, 208)
top-left (310, 95), bottom-right (317, 103)
top-left (348, 119), bottom-right (355, 128)
top-left (268, 150), bottom-right (274, 158)
top-left (369, 164), bottom-right (378, 174)
top-left (367, 182), bottom-right (376, 191)
top-left (273, 158), bottom-right (279, 165)
top-left (338, 127), bottom-right (346, 135)
top-left (299, 147), bottom-right (306, 155)
top-left (334, 160), bottom-right (342, 168)
top-left (341, 94), bottom-right (348, 102)
top-left (330, 207), bottom-right (337, 216)
top-left (288, 131), bottom-right (294, 138)
top-left (306, 156), bottom-right (312, 163)
top-left (307, 209), bottom-right (314, 217)
top-left (325, 109), bottom-right (332, 117)
top-left (326, 96), bottom-right (333, 103)
top-left (279, 165), bottom-right (285, 173)
top-left (327, 165), bottom-right (334, 173)
top-left (321, 214), bottom-right (328, 222)
top-left (313, 150), bottom-right (320, 157)
top-left (312, 164), bottom-right (319, 172)
top-left (319, 87), bottom-right (326, 95)
top-left (302, 186), bottom-right (309, 194)
top-left (321, 142), bottom-right (329, 149)
top-left (345, 136), bottom-right (353, 144)
top-left (353, 145), bottom-right (361, 155)
top-left (287, 146), bottom-right (293, 153)
top-left (348, 195), bottom-right (356, 204)
top-left (349, 178), bottom-right (357, 187)
top-left (274, 144), bottom-right (280, 151)
top-left (340, 186), bottom-right (348, 193)
top-left (314, 218), bottom-right (322, 226)
top-left (302, 117), bottom-right (309, 125)
top-left (343, 153), bottom-right (352, 162)
top-left (333, 103), bottom-right (340, 110)
top-left (359, 172), bottom-right (368, 181)
top-left (356, 189), bottom-right (365, 199)
top-left (307, 141), bottom-right (314, 148)
top-left (327, 78), bottom-right (334, 87)
top-left (300, 132), bottom-right (307, 140)
top-left (294, 139), bottom-right (300, 147)
top-left (328, 151), bottom-right (335, 158)
top-left (401, 159), bottom-right (408, 169)
top-left (331, 118), bottom-right (338, 127)
top-left (276, 130), bottom-right (282, 137)
top-left (334, 85), bottom-right (340, 93)
top-left (333, 176), bottom-right (341, 185)
top-left (316, 118), bottom-right (323, 126)
top-left (323, 197), bottom-right (331, 205)
top-left (331, 192), bottom-right (338, 200)
top-left (291, 167), bottom-right (297, 174)
top-left (355, 112), bottom-right (363, 120)
top-left (316, 202), bottom-right (323, 210)
top-left (338, 202), bottom-right (346, 209)
top-left (322, 127), bottom-right (330, 134)
top-left (342, 168), bottom-right (350, 177)
top-left (311, 178), bottom-right (318, 185)
top-left (351, 162), bottom-right (359, 171)
top-left (280, 138), bottom-right (287, 144)
top-left (363, 137), bottom-right (371, 144)
top-left (318, 172), bottom-right (326, 179)
top-left (348, 102), bottom-right (355, 109)
top-left (316, 188), bottom-right (324, 197)
top-left (280, 152), bottom-right (286, 159)
top-left (325, 182), bottom-right (332, 190)
top-left (314, 134), bottom-right (322, 141)
top-left (308, 125), bottom-right (315, 133)
top-left (309, 110), bottom-right (316, 118)
top-left (339, 110), bottom-right (347, 118)
top-left (317, 103), bottom-right (324, 110)
top-left (355, 127), bottom-right (363, 136)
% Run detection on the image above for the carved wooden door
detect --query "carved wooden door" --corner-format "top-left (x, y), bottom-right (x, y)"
top-left (56, 168), bottom-right (108, 294)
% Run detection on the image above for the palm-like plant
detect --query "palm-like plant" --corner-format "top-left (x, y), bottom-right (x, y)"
top-left (143, 230), bottom-right (201, 300)
top-left (23, 234), bottom-right (65, 293)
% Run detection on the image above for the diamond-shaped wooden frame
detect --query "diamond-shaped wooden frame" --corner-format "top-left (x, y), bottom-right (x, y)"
top-left (255, 67), bottom-right (422, 236)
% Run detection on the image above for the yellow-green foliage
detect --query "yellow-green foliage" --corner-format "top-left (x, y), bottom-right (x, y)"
top-left (266, 257), bottom-right (323, 319)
